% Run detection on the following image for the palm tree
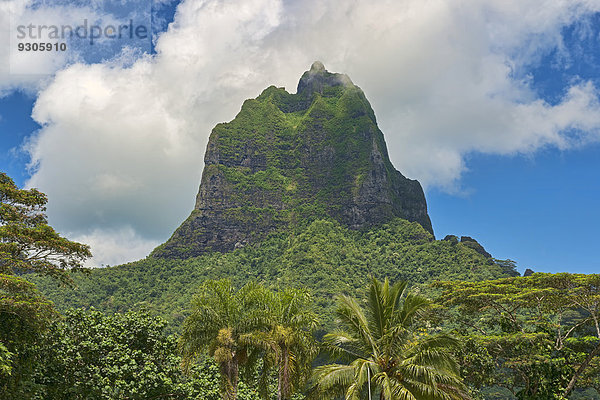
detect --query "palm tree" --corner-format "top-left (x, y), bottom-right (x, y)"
top-left (180, 279), bottom-right (270, 400)
top-left (310, 277), bottom-right (468, 400)
top-left (255, 288), bottom-right (319, 400)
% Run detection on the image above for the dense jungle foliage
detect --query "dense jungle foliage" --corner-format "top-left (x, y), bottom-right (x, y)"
top-left (30, 217), bottom-right (518, 331)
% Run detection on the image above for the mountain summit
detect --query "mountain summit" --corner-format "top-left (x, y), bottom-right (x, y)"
top-left (153, 62), bottom-right (432, 258)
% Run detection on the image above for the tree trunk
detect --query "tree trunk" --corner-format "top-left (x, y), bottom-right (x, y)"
top-left (221, 358), bottom-right (239, 400)
top-left (278, 368), bottom-right (282, 400)
top-left (278, 346), bottom-right (291, 400)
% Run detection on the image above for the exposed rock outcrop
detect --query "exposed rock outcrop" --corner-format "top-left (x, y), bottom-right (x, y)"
top-left (153, 62), bottom-right (432, 258)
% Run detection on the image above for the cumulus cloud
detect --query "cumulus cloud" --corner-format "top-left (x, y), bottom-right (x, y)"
top-left (0, 0), bottom-right (149, 95)
top-left (17, 0), bottom-right (600, 265)
top-left (72, 227), bottom-right (159, 267)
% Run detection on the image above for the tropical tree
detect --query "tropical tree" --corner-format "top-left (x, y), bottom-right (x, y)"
top-left (32, 308), bottom-right (196, 400)
top-left (310, 277), bottom-right (467, 400)
top-left (180, 279), bottom-right (270, 400)
top-left (0, 172), bottom-right (91, 397)
top-left (435, 273), bottom-right (600, 398)
top-left (0, 172), bottom-right (91, 283)
top-left (0, 274), bottom-right (55, 396)
top-left (254, 288), bottom-right (319, 400)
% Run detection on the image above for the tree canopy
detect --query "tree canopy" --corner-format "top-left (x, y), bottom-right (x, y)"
top-left (435, 273), bottom-right (600, 398)
top-left (180, 280), bottom-right (272, 400)
top-left (0, 172), bottom-right (91, 397)
top-left (0, 172), bottom-right (91, 283)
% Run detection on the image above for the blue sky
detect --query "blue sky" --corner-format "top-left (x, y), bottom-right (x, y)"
top-left (429, 146), bottom-right (600, 273)
top-left (429, 15), bottom-right (600, 273)
top-left (1, 0), bottom-right (600, 273)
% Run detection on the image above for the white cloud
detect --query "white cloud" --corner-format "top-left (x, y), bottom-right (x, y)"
top-left (18, 0), bottom-right (600, 265)
top-left (27, 60), bottom-right (201, 240)
top-left (72, 227), bottom-right (159, 267)
top-left (0, 0), bottom-right (149, 95)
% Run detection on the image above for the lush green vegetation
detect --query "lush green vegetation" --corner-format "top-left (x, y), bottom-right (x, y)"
top-left (154, 69), bottom-right (431, 259)
top-left (436, 274), bottom-right (600, 399)
top-left (6, 274), bottom-right (600, 399)
top-left (180, 280), bottom-right (318, 400)
top-left (310, 278), bottom-right (466, 399)
top-left (3, 171), bottom-right (599, 399)
top-left (1, 172), bottom-right (91, 394)
top-left (30, 218), bottom-right (517, 332)
top-left (29, 308), bottom-right (206, 399)
top-left (0, 172), bottom-right (90, 284)
top-left (3, 306), bottom-right (263, 399)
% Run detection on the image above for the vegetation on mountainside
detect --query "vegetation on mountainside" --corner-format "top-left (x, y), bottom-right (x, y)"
top-left (156, 66), bottom-right (431, 258)
top-left (31, 218), bottom-right (517, 331)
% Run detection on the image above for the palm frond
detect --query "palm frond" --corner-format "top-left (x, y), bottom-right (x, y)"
top-left (398, 293), bottom-right (431, 327)
top-left (336, 295), bottom-right (379, 357)
top-left (309, 363), bottom-right (355, 399)
top-left (314, 278), bottom-right (468, 400)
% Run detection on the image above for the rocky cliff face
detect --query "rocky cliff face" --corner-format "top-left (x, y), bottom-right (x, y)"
top-left (152, 62), bottom-right (432, 258)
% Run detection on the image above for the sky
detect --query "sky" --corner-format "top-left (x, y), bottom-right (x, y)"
top-left (0, 0), bottom-right (599, 274)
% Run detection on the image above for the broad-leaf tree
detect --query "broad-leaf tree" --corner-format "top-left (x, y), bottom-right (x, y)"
top-left (0, 172), bottom-right (91, 283)
top-left (0, 275), bottom-right (55, 396)
top-left (311, 277), bottom-right (467, 400)
top-left (436, 273), bottom-right (600, 398)
top-left (33, 308), bottom-right (195, 399)
top-left (0, 172), bottom-right (91, 397)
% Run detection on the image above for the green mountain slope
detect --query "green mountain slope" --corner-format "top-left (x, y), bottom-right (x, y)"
top-left (32, 218), bottom-right (517, 331)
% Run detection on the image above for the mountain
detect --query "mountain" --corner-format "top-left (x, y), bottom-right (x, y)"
top-left (152, 62), bottom-right (432, 258)
top-left (31, 63), bottom-right (518, 331)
